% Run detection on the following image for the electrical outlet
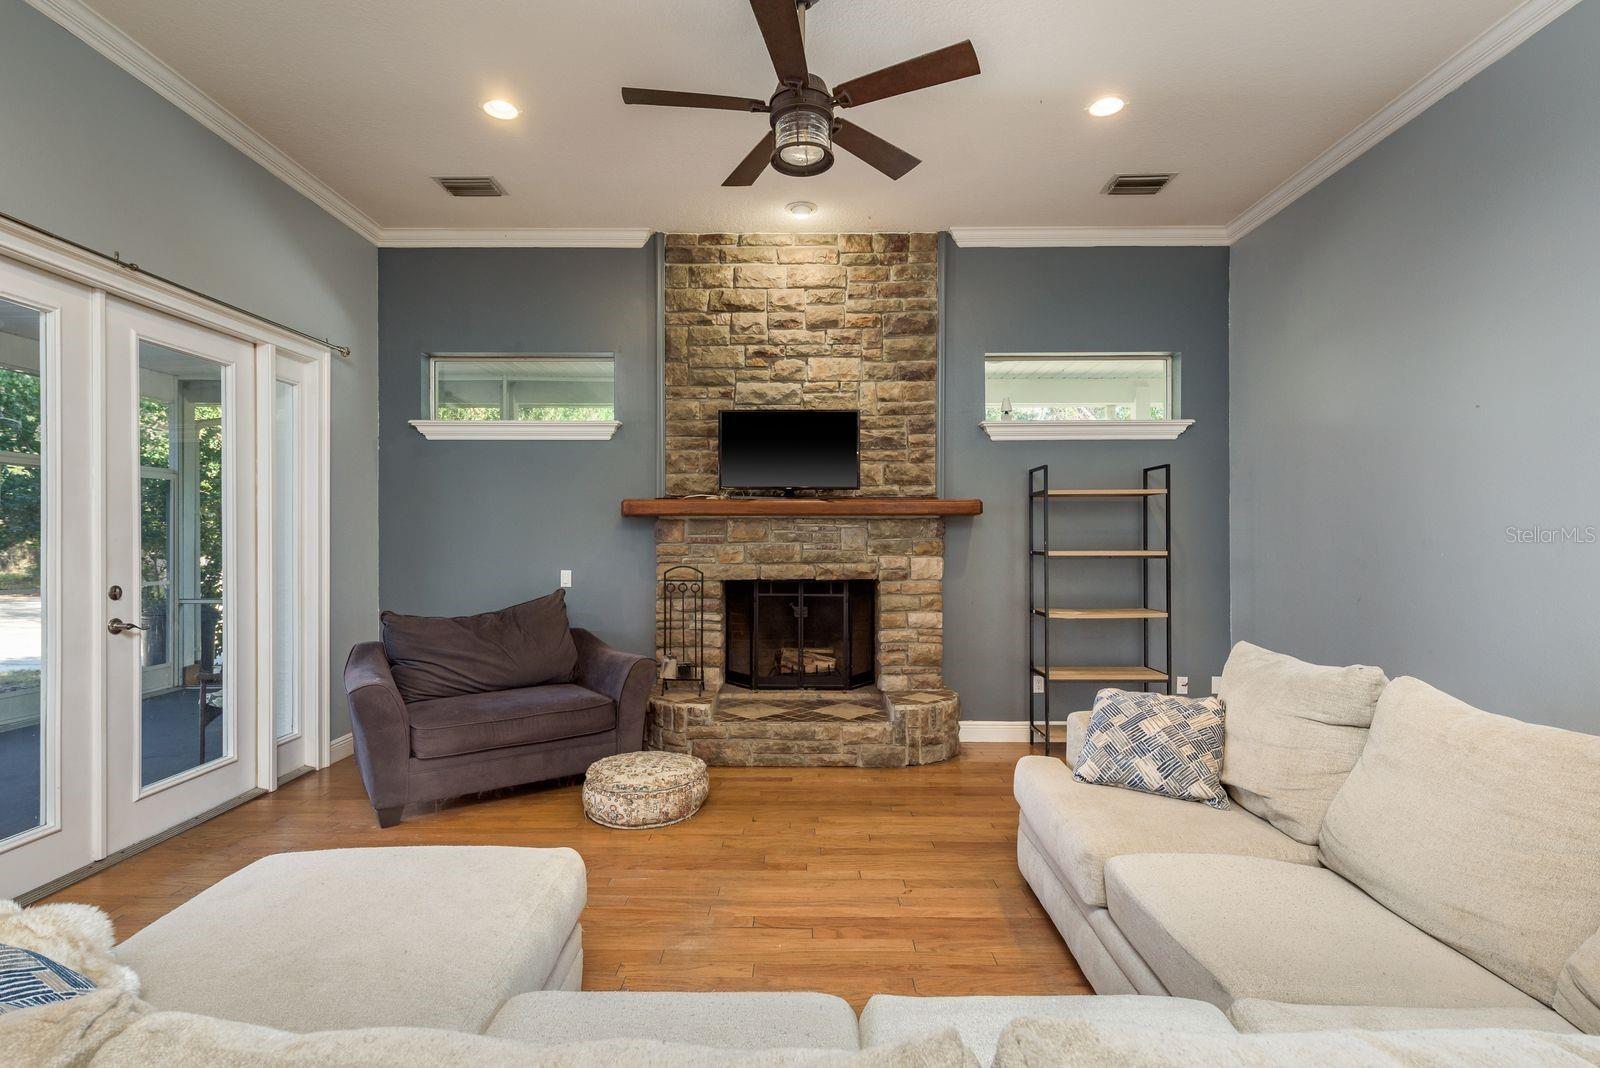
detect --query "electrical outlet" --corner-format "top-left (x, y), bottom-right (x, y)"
top-left (1032, 674), bottom-right (1045, 694)
top-left (1176, 676), bottom-right (1189, 695)
top-left (559, 569), bottom-right (573, 589)
top-left (1212, 675), bottom-right (1225, 696)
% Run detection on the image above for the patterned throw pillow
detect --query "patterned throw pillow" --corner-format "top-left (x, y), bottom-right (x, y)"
top-left (0, 943), bottom-right (97, 1014)
top-left (1074, 688), bottom-right (1229, 808)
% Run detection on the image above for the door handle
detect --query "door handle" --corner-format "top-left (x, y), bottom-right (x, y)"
top-left (107, 617), bottom-right (144, 635)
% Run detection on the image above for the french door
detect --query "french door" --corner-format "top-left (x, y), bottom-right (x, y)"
top-left (102, 301), bottom-right (258, 852)
top-left (0, 230), bottom-right (328, 900)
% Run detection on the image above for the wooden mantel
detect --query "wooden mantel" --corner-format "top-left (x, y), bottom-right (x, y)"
top-left (621, 497), bottom-right (983, 518)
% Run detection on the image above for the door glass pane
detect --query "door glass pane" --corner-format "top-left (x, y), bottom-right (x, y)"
top-left (0, 298), bottom-right (44, 840)
top-left (272, 380), bottom-right (298, 741)
top-left (138, 342), bottom-right (226, 788)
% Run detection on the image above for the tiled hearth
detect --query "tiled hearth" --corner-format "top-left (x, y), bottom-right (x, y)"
top-left (648, 685), bottom-right (960, 768)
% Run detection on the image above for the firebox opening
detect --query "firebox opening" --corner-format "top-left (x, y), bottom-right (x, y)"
top-left (725, 580), bottom-right (876, 690)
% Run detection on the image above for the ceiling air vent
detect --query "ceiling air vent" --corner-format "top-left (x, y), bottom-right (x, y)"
top-left (1103, 173), bottom-right (1175, 196)
top-left (434, 176), bottom-right (506, 197)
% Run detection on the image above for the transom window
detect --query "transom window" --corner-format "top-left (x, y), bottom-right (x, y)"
top-left (984, 353), bottom-right (1174, 422)
top-left (427, 354), bottom-right (616, 422)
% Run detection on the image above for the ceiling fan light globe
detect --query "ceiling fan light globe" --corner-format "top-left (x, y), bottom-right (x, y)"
top-left (772, 106), bottom-right (834, 176)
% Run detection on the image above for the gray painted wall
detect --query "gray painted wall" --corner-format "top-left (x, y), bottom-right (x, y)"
top-left (942, 241), bottom-right (1232, 720)
top-left (0, 0), bottom-right (379, 739)
top-left (1230, 1), bottom-right (1600, 732)
top-left (377, 247), bottom-right (659, 656)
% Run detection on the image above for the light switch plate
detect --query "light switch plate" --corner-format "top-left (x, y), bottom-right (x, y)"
top-left (1176, 676), bottom-right (1189, 695)
top-left (559, 569), bottom-right (573, 588)
top-left (1032, 674), bottom-right (1045, 694)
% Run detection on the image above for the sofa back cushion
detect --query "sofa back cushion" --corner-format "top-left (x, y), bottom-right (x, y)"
top-left (1217, 642), bottom-right (1388, 844)
top-left (381, 591), bottom-right (578, 703)
top-left (1319, 676), bottom-right (1600, 1006)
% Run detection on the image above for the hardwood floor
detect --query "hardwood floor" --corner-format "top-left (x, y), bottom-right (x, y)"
top-left (42, 742), bottom-right (1088, 1009)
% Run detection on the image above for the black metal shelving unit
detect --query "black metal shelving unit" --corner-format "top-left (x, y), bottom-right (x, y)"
top-left (1027, 464), bottom-right (1173, 758)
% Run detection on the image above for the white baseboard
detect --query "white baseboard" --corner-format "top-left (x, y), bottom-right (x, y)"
top-left (328, 733), bottom-right (354, 764)
top-left (959, 720), bottom-right (1033, 743)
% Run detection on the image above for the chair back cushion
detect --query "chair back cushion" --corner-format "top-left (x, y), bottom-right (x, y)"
top-left (1319, 676), bottom-right (1600, 1005)
top-left (1217, 642), bottom-right (1388, 843)
top-left (381, 590), bottom-right (578, 703)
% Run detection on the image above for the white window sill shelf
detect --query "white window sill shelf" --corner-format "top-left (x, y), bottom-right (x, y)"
top-left (409, 420), bottom-right (621, 441)
top-left (980, 419), bottom-right (1194, 442)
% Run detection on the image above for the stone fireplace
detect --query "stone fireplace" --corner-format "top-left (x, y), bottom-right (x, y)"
top-left (640, 231), bottom-right (966, 767)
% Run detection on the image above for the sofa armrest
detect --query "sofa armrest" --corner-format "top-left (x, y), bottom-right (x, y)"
top-left (1063, 710), bottom-right (1093, 769)
top-left (571, 628), bottom-right (655, 753)
top-left (343, 642), bottom-right (411, 812)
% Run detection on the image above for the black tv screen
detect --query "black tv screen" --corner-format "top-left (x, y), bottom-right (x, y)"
top-left (719, 409), bottom-right (860, 491)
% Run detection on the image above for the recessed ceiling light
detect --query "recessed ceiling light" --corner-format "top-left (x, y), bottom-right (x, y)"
top-left (1087, 96), bottom-right (1127, 118)
top-left (482, 99), bottom-right (520, 120)
top-left (786, 201), bottom-right (818, 218)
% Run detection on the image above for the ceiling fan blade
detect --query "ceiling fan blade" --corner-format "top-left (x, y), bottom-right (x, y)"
top-left (723, 130), bottom-right (777, 186)
top-left (749, 0), bottom-right (809, 85)
top-left (621, 88), bottom-right (769, 112)
top-left (832, 40), bottom-right (980, 107)
top-left (832, 119), bottom-right (921, 179)
top-left (832, 119), bottom-right (920, 180)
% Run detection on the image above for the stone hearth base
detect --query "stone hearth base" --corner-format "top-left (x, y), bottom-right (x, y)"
top-left (647, 686), bottom-right (960, 768)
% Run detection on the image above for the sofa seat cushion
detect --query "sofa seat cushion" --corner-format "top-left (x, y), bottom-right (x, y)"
top-left (1013, 756), bottom-right (1318, 909)
top-left (487, 991), bottom-right (860, 1051)
top-left (115, 846), bottom-right (586, 1034)
top-left (860, 994), bottom-right (1231, 1065)
top-left (1557, 930), bottom-right (1600, 1034)
top-left (991, 1016), bottom-right (1600, 1068)
top-left (1319, 676), bottom-right (1600, 1006)
top-left (1227, 998), bottom-right (1579, 1034)
top-left (1105, 853), bottom-right (1547, 1012)
top-left (408, 684), bottom-right (614, 759)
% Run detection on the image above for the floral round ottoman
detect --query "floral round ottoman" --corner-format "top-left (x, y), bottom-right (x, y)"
top-left (582, 751), bottom-right (709, 829)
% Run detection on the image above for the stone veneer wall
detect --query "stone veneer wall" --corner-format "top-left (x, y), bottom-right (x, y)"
top-left (663, 232), bottom-right (939, 497)
top-left (656, 516), bottom-right (944, 692)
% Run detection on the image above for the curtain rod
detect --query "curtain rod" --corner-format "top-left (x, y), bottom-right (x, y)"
top-left (0, 209), bottom-right (352, 359)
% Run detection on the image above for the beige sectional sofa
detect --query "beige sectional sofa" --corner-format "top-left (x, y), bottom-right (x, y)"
top-left (1015, 642), bottom-right (1600, 1038)
top-left (10, 642), bottom-right (1600, 1064)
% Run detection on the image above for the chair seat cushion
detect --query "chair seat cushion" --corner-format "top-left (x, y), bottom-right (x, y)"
top-left (487, 991), bottom-right (860, 1050)
top-left (1105, 853), bottom-right (1548, 1012)
top-left (408, 684), bottom-right (614, 759)
top-left (115, 846), bottom-right (586, 1034)
top-left (1013, 755), bottom-right (1318, 909)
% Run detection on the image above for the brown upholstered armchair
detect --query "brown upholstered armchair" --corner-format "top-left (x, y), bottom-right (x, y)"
top-left (344, 624), bottom-right (655, 827)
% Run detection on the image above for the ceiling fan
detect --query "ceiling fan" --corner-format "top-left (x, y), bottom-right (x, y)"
top-left (621, 0), bottom-right (980, 185)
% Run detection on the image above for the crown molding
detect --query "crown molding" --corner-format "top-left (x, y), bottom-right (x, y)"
top-left (1225, 0), bottom-right (1583, 241)
top-left (24, 0), bottom-right (384, 243)
top-left (377, 228), bottom-right (655, 248)
top-left (948, 227), bottom-right (1230, 248)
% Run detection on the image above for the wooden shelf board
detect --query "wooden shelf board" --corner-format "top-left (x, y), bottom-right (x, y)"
top-left (1034, 608), bottom-right (1169, 620)
top-left (621, 497), bottom-right (983, 518)
top-left (1038, 488), bottom-right (1168, 497)
top-left (1034, 665), bottom-right (1170, 682)
top-left (1034, 549), bottom-right (1168, 558)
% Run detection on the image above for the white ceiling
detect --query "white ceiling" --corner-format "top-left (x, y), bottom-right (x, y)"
top-left (68, 0), bottom-right (1530, 236)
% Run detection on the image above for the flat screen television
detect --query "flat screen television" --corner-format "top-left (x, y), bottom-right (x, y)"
top-left (719, 409), bottom-right (860, 492)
